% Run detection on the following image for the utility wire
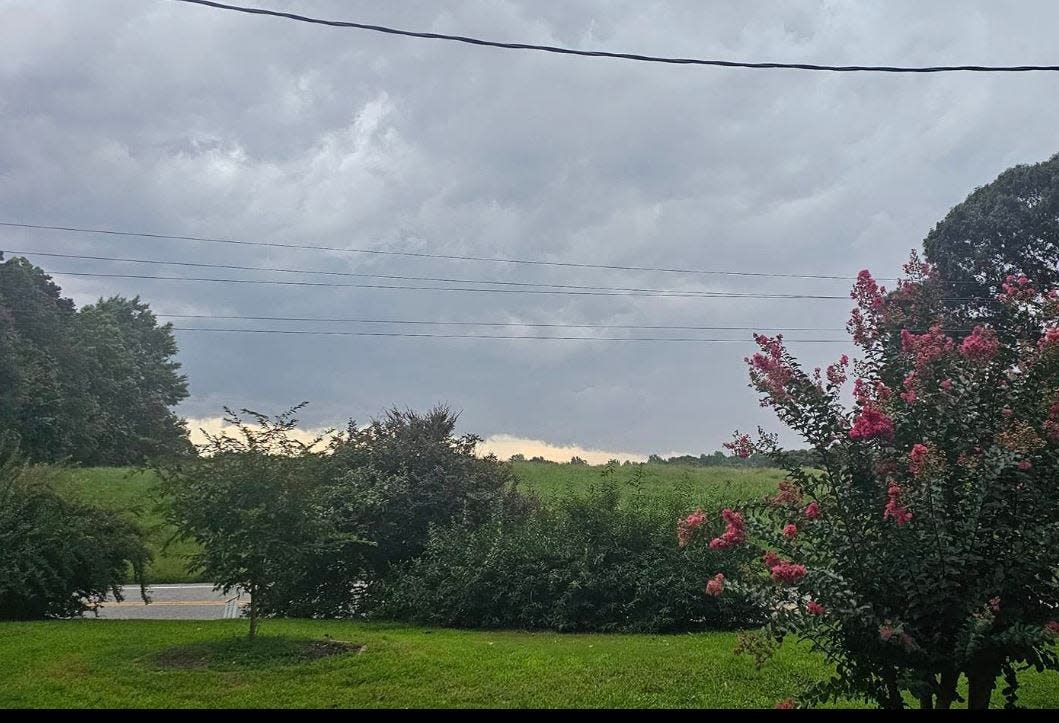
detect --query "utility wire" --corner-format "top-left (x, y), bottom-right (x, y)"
top-left (47, 269), bottom-right (853, 299)
top-left (155, 313), bottom-right (977, 334)
top-left (2, 249), bottom-right (850, 295)
top-left (171, 327), bottom-right (851, 343)
top-left (43, 269), bottom-right (987, 302)
top-left (156, 313), bottom-right (846, 331)
top-left (171, 0), bottom-right (1059, 74)
top-left (0, 221), bottom-right (893, 282)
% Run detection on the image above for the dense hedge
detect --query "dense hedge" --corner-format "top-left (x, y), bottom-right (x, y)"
top-left (366, 484), bottom-right (762, 633)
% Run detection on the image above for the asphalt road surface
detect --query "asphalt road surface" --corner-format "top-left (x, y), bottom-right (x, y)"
top-left (92, 583), bottom-right (248, 620)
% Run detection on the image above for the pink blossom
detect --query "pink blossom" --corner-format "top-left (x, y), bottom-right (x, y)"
top-left (998, 274), bottom-right (1036, 303)
top-left (901, 372), bottom-right (917, 404)
top-left (782, 523), bottom-right (798, 539)
top-left (908, 443), bottom-right (930, 477)
top-left (988, 597), bottom-right (1001, 613)
top-left (775, 698), bottom-right (796, 710)
top-left (768, 480), bottom-right (803, 506)
top-left (940, 378), bottom-right (952, 391)
top-left (884, 484), bottom-right (913, 525)
top-left (849, 405), bottom-right (895, 441)
top-left (879, 624), bottom-right (895, 642)
top-left (705, 572), bottom-right (725, 597)
top-left (762, 550), bottom-right (782, 570)
top-left (724, 433), bottom-right (754, 459)
top-left (1018, 459), bottom-right (1033, 471)
top-left (770, 561), bottom-right (807, 584)
top-left (825, 354), bottom-right (849, 386)
top-left (803, 501), bottom-right (821, 520)
top-left (708, 508), bottom-right (746, 549)
top-left (1046, 621), bottom-right (1059, 636)
top-left (677, 509), bottom-right (706, 548)
top-left (806, 600), bottom-right (825, 615)
top-left (960, 325), bottom-right (1000, 363)
top-left (1038, 326), bottom-right (1059, 353)
top-left (746, 334), bottom-right (794, 405)
top-left (901, 324), bottom-right (954, 371)
top-left (1044, 402), bottom-right (1059, 441)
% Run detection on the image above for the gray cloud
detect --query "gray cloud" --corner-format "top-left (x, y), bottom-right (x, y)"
top-left (2, 0), bottom-right (1058, 454)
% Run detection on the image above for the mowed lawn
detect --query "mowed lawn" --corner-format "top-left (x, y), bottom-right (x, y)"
top-left (52, 463), bottom-right (787, 584)
top-left (3, 621), bottom-right (1058, 709)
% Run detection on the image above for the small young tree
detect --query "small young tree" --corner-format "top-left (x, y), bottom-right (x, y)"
top-left (680, 256), bottom-right (1059, 708)
top-left (0, 435), bottom-right (149, 619)
top-left (159, 405), bottom-right (362, 637)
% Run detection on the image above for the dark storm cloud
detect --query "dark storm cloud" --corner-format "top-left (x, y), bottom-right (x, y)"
top-left (2, 0), bottom-right (1058, 455)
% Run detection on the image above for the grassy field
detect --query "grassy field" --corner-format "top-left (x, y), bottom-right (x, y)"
top-left (52, 467), bottom-right (201, 584)
top-left (2, 620), bottom-right (1057, 709)
top-left (512, 461), bottom-right (785, 506)
top-left (52, 462), bottom-right (787, 584)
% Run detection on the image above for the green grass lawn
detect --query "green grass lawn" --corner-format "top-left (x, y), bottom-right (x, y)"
top-left (2, 621), bottom-right (1056, 709)
top-left (51, 463), bottom-right (787, 584)
top-left (51, 467), bottom-right (202, 584)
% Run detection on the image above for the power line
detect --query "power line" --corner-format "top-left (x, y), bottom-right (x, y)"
top-left (171, 327), bottom-right (852, 343)
top-left (171, 0), bottom-right (1059, 74)
top-left (155, 313), bottom-right (978, 334)
top-left (45, 269), bottom-right (857, 299)
top-left (0, 221), bottom-right (890, 282)
top-left (1, 249), bottom-right (849, 295)
top-left (156, 313), bottom-right (847, 331)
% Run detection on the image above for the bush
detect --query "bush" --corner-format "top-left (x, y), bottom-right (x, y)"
top-left (0, 437), bottom-right (149, 619)
top-left (367, 484), bottom-right (761, 632)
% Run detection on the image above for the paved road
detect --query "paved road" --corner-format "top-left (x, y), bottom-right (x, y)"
top-left (92, 583), bottom-right (248, 620)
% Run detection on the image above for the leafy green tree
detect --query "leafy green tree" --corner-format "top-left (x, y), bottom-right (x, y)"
top-left (73, 296), bottom-right (190, 464)
top-left (925, 152), bottom-right (1059, 321)
top-left (0, 255), bottom-right (189, 464)
top-left (0, 435), bottom-right (149, 619)
top-left (159, 406), bottom-right (364, 637)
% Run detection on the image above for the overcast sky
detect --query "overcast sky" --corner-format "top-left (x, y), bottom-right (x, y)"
top-left (2, 0), bottom-right (1058, 461)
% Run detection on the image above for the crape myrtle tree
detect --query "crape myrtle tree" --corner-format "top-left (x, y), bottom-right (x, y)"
top-left (679, 254), bottom-right (1059, 709)
top-left (158, 405), bottom-right (367, 637)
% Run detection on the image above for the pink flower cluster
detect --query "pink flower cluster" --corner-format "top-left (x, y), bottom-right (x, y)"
top-left (849, 404), bottom-right (895, 441)
top-left (709, 508), bottom-right (746, 549)
top-left (805, 600), bottom-right (825, 615)
top-left (901, 324), bottom-right (954, 372)
top-left (825, 354), bottom-right (850, 386)
top-left (677, 509), bottom-right (706, 548)
top-left (768, 480), bottom-right (803, 506)
top-left (724, 433), bottom-right (754, 459)
top-left (770, 561), bottom-right (808, 584)
top-left (747, 334), bottom-right (793, 405)
top-left (705, 572), bottom-right (725, 597)
top-left (782, 523), bottom-right (798, 539)
top-left (908, 443), bottom-right (931, 477)
top-left (762, 549), bottom-right (807, 584)
top-left (803, 501), bottom-right (821, 520)
top-left (1046, 621), bottom-right (1059, 636)
top-left (883, 484), bottom-right (913, 525)
top-left (960, 325), bottom-right (999, 363)
top-left (1044, 402), bottom-right (1059, 441)
top-left (997, 274), bottom-right (1035, 303)
top-left (900, 372), bottom-right (918, 404)
top-left (1039, 326), bottom-right (1059, 353)
top-left (848, 270), bottom-right (886, 347)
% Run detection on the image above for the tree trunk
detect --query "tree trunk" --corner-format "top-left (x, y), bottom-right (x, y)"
top-left (936, 670), bottom-right (959, 710)
top-left (248, 584), bottom-right (258, 639)
top-left (967, 667), bottom-right (997, 709)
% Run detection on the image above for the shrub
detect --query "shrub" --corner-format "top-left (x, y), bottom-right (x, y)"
top-left (368, 483), bottom-right (761, 632)
top-left (158, 406), bottom-right (368, 636)
top-left (687, 257), bottom-right (1059, 708)
top-left (0, 436), bottom-right (149, 619)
